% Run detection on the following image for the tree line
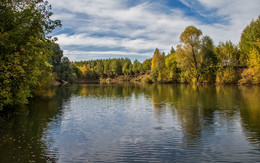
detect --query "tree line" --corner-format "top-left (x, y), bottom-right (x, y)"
top-left (74, 16), bottom-right (260, 85)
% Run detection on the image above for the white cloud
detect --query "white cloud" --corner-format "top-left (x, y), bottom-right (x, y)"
top-left (181, 0), bottom-right (260, 43)
top-left (56, 34), bottom-right (169, 51)
top-left (63, 50), bottom-right (152, 62)
top-left (48, 0), bottom-right (260, 61)
top-left (64, 50), bottom-right (151, 56)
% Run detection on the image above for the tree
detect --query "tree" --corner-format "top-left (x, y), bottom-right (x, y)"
top-left (151, 48), bottom-right (165, 81)
top-left (151, 48), bottom-right (165, 72)
top-left (247, 40), bottom-right (260, 68)
top-left (104, 60), bottom-right (112, 77)
top-left (240, 16), bottom-right (260, 65)
top-left (122, 59), bottom-right (132, 75)
top-left (215, 41), bottom-right (240, 67)
top-left (177, 26), bottom-right (202, 83)
top-left (239, 39), bottom-right (260, 84)
top-left (49, 43), bottom-right (79, 82)
top-left (142, 58), bottom-right (152, 73)
top-left (0, 0), bottom-right (61, 109)
top-left (110, 59), bottom-right (122, 76)
top-left (165, 49), bottom-right (178, 82)
top-left (169, 46), bottom-right (176, 54)
top-left (133, 59), bottom-right (141, 75)
top-left (200, 36), bottom-right (218, 83)
top-left (95, 61), bottom-right (103, 77)
top-left (50, 42), bottom-right (63, 70)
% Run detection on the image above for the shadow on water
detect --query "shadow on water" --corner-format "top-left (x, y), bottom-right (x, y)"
top-left (0, 83), bottom-right (260, 162)
top-left (0, 85), bottom-right (79, 162)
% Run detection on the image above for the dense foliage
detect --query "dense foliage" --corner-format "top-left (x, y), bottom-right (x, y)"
top-left (50, 43), bottom-right (80, 83)
top-left (0, 0), bottom-right (82, 109)
top-left (239, 16), bottom-right (260, 84)
top-left (0, 0), bottom-right (62, 109)
top-left (74, 58), bottom-right (143, 80)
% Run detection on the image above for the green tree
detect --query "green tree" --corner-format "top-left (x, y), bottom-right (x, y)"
top-left (55, 57), bottom-right (79, 82)
top-left (215, 41), bottom-right (240, 67)
top-left (110, 59), bottom-right (122, 76)
top-left (122, 59), bottom-right (132, 75)
top-left (169, 46), bottom-right (176, 54)
top-left (200, 36), bottom-right (218, 83)
top-left (104, 60), bottom-right (112, 77)
top-left (165, 50), bottom-right (178, 82)
top-left (142, 58), bottom-right (152, 73)
top-left (49, 43), bottom-right (79, 82)
top-left (0, 0), bottom-right (61, 109)
top-left (240, 16), bottom-right (260, 65)
top-left (49, 42), bottom-right (63, 70)
top-left (133, 59), bottom-right (141, 75)
top-left (95, 61), bottom-right (104, 77)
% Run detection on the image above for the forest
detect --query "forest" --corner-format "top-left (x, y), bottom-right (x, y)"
top-left (0, 0), bottom-right (260, 110)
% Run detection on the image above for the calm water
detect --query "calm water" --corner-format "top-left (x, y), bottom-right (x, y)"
top-left (1, 84), bottom-right (260, 162)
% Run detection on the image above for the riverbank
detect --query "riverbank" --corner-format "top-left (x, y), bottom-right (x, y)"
top-left (78, 70), bottom-right (259, 85)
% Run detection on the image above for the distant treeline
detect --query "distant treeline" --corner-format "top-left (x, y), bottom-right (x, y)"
top-left (74, 16), bottom-right (260, 84)
top-left (0, 0), bottom-right (260, 110)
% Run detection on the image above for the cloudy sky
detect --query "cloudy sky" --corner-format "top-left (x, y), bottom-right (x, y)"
top-left (48, 0), bottom-right (260, 62)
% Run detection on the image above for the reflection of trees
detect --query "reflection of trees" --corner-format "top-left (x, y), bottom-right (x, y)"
top-left (78, 84), bottom-right (139, 98)
top-left (0, 98), bottom-right (60, 162)
top-left (149, 84), bottom-right (205, 142)
top-left (149, 84), bottom-right (243, 144)
top-left (0, 85), bottom-right (79, 163)
top-left (2, 83), bottom-right (260, 162)
top-left (148, 84), bottom-right (260, 147)
top-left (61, 84), bottom-right (260, 147)
top-left (216, 85), bottom-right (241, 117)
top-left (239, 86), bottom-right (260, 144)
top-left (174, 85), bottom-right (204, 142)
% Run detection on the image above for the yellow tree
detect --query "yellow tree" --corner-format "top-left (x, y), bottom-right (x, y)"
top-left (177, 26), bottom-right (202, 83)
top-left (248, 40), bottom-right (260, 68)
top-left (165, 49), bottom-right (178, 82)
top-left (151, 48), bottom-right (165, 81)
top-left (240, 39), bottom-right (260, 84)
top-left (239, 16), bottom-right (260, 65)
top-left (151, 48), bottom-right (165, 71)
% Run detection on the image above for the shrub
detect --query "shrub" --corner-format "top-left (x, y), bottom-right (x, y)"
top-left (239, 67), bottom-right (260, 84)
top-left (141, 77), bottom-right (153, 83)
top-left (216, 68), bottom-right (238, 84)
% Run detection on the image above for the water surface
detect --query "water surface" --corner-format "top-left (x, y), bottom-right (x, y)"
top-left (1, 84), bottom-right (260, 162)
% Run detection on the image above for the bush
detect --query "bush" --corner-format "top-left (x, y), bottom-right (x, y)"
top-left (141, 77), bottom-right (153, 83)
top-left (200, 67), bottom-right (216, 83)
top-left (216, 68), bottom-right (238, 84)
top-left (239, 67), bottom-right (260, 84)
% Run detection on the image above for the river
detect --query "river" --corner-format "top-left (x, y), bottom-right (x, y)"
top-left (0, 83), bottom-right (260, 162)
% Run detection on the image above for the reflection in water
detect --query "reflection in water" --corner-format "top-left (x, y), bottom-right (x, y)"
top-left (240, 86), bottom-right (260, 145)
top-left (0, 83), bottom-right (260, 162)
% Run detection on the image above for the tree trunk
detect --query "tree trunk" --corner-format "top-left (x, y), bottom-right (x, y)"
top-left (192, 47), bottom-right (199, 83)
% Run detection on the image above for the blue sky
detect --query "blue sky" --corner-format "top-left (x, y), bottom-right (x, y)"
top-left (48, 0), bottom-right (260, 62)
